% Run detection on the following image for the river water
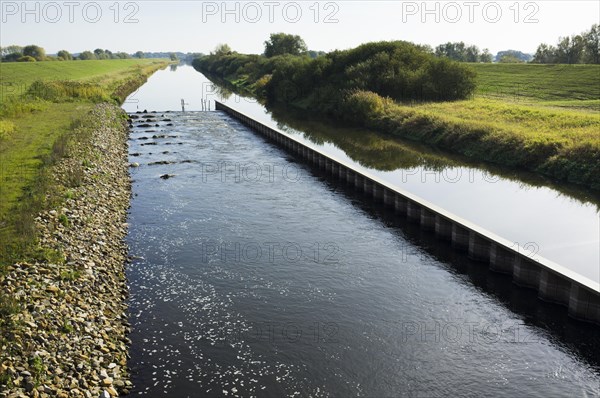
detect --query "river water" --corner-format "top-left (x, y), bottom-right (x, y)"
top-left (124, 64), bottom-right (600, 285)
top-left (122, 64), bottom-right (600, 397)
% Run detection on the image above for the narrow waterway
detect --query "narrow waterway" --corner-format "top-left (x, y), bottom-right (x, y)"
top-left (122, 65), bottom-right (600, 397)
top-left (124, 64), bottom-right (600, 285)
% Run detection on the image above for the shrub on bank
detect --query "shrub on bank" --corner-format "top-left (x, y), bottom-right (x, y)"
top-left (0, 121), bottom-right (16, 140)
top-left (26, 80), bottom-right (110, 103)
top-left (339, 90), bottom-right (393, 123)
top-left (195, 40), bottom-right (478, 107)
top-left (17, 56), bottom-right (36, 62)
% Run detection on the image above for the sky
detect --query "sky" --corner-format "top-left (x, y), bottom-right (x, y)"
top-left (1, 1), bottom-right (598, 55)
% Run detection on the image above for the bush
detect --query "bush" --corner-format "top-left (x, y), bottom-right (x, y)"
top-left (253, 74), bottom-right (272, 97)
top-left (339, 90), bottom-right (393, 124)
top-left (17, 56), bottom-right (36, 62)
top-left (0, 97), bottom-right (46, 118)
top-left (26, 80), bottom-right (109, 102)
top-left (424, 57), bottom-right (477, 100)
top-left (0, 120), bottom-right (16, 140)
top-left (266, 41), bottom-right (476, 105)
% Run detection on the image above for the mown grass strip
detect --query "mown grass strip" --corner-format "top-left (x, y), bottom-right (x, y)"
top-left (471, 63), bottom-right (600, 104)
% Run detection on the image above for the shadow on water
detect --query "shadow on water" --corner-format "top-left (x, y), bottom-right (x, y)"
top-left (267, 104), bottom-right (600, 209)
top-left (245, 126), bottom-right (600, 373)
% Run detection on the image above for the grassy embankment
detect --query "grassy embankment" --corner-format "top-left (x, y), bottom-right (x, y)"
top-left (0, 59), bottom-right (169, 268)
top-left (371, 64), bottom-right (600, 188)
top-left (195, 54), bottom-right (600, 190)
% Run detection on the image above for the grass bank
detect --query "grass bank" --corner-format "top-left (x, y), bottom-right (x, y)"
top-left (348, 95), bottom-right (600, 188)
top-left (195, 54), bottom-right (600, 190)
top-left (0, 59), bottom-right (169, 268)
top-left (0, 103), bottom-right (133, 396)
top-left (472, 63), bottom-right (600, 107)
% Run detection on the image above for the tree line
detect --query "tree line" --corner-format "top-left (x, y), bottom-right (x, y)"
top-left (427, 24), bottom-right (599, 64)
top-left (194, 33), bottom-right (477, 108)
top-left (433, 42), bottom-right (493, 63)
top-left (220, 28), bottom-right (596, 67)
top-left (0, 45), bottom-right (186, 62)
top-left (532, 24), bottom-right (599, 64)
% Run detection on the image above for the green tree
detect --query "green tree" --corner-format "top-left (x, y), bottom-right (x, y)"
top-left (532, 24), bottom-right (599, 64)
top-left (479, 49), bottom-right (493, 63)
top-left (134, 51), bottom-right (145, 59)
top-left (57, 50), bottom-right (73, 61)
top-left (78, 51), bottom-right (96, 60)
top-left (94, 48), bottom-right (110, 59)
top-left (555, 36), bottom-right (585, 64)
top-left (169, 53), bottom-right (179, 61)
top-left (264, 33), bottom-right (307, 58)
top-left (213, 44), bottom-right (232, 56)
top-left (569, 35), bottom-right (586, 63)
top-left (2, 46), bottom-right (23, 62)
top-left (3, 52), bottom-right (22, 62)
top-left (465, 45), bottom-right (480, 62)
top-left (307, 50), bottom-right (326, 59)
top-left (532, 43), bottom-right (556, 63)
top-left (583, 24), bottom-right (599, 64)
top-left (22, 45), bottom-right (46, 61)
top-left (435, 42), bottom-right (467, 61)
top-left (1, 45), bottom-right (23, 57)
top-left (435, 42), bottom-right (489, 62)
top-left (419, 44), bottom-right (434, 54)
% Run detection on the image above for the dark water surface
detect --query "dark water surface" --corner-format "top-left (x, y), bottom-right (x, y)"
top-left (123, 66), bottom-right (600, 397)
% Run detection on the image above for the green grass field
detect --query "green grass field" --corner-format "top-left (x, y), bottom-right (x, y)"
top-left (0, 59), bottom-right (166, 101)
top-left (373, 63), bottom-right (600, 188)
top-left (471, 63), bottom-right (600, 103)
top-left (393, 63), bottom-right (600, 147)
top-left (0, 59), bottom-right (169, 264)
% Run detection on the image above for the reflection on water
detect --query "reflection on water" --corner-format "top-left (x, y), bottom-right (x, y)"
top-left (270, 105), bottom-right (600, 205)
top-left (278, 112), bottom-right (453, 172)
top-left (216, 89), bottom-right (600, 285)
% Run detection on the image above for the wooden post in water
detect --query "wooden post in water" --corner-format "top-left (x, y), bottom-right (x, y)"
top-left (200, 99), bottom-right (210, 112)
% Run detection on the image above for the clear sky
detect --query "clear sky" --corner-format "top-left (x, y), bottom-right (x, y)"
top-left (1, 1), bottom-right (598, 55)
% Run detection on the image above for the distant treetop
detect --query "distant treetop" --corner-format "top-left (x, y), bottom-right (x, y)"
top-left (264, 33), bottom-right (308, 58)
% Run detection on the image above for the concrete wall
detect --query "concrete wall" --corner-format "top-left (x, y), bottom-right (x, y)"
top-left (215, 101), bottom-right (600, 326)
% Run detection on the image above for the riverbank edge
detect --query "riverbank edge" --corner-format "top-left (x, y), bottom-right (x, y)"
top-left (0, 60), bottom-right (171, 263)
top-left (0, 103), bottom-right (133, 397)
top-left (197, 68), bottom-right (600, 191)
